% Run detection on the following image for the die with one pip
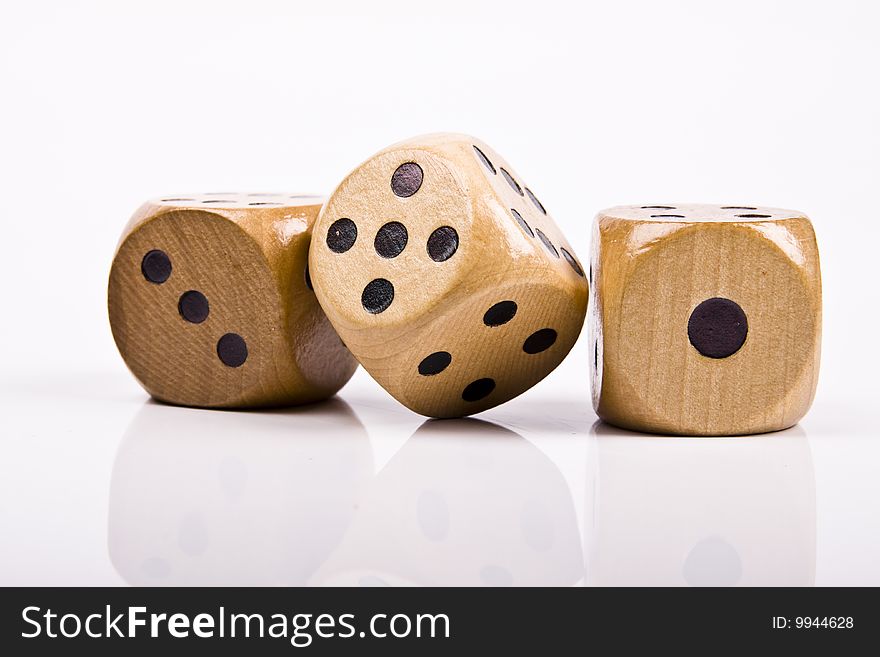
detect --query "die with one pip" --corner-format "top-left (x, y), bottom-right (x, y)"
top-left (309, 134), bottom-right (589, 418)
top-left (108, 193), bottom-right (357, 408)
top-left (590, 204), bottom-right (821, 435)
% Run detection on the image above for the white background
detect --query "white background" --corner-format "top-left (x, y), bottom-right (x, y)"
top-left (0, 0), bottom-right (877, 586)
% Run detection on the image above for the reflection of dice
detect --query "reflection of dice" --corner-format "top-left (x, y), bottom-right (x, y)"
top-left (309, 134), bottom-right (588, 418)
top-left (310, 420), bottom-right (583, 587)
top-left (109, 399), bottom-right (373, 585)
top-left (587, 424), bottom-right (815, 586)
top-left (109, 193), bottom-right (357, 408)
top-left (591, 204), bottom-right (821, 435)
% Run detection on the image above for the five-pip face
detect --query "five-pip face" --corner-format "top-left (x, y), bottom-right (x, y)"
top-left (308, 133), bottom-right (588, 418)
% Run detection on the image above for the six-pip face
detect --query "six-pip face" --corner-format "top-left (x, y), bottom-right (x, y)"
top-left (110, 180), bottom-right (821, 433)
top-left (308, 134), bottom-right (588, 418)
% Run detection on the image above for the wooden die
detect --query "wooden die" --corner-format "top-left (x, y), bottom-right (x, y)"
top-left (308, 134), bottom-right (588, 418)
top-left (108, 193), bottom-right (357, 408)
top-left (590, 204), bottom-right (821, 435)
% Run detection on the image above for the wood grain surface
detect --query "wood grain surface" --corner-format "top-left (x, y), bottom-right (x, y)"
top-left (590, 203), bottom-right (821, 435)
top-left (108, 193), bottom-right (357, 408)
top-left (309, 134), bottom-right (588, 418)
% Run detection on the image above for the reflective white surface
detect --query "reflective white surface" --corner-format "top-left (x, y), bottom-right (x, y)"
top-left (110, 400), bottom-right (373, 586)
top-left (1, 361), bottom-right (877, 586)
top-left (587, 424), bottom-right (815, 586)
top-left (2, 0), bottom-right (880, 587)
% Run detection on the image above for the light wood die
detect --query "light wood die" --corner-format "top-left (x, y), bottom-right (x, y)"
top-left (309, 134), bottom-right (589, 418)
top-left (108, 193), bottom-right (357, 408)
top-left (590, 204), bottom-right (821, 436)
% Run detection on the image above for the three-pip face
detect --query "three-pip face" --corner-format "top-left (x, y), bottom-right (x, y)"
top-left (308, 134), bottom-right (589, 418)
top-left (590, 203), bottom-right (822, 435)
top-left (109, 193), bottom-right (357, 408)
